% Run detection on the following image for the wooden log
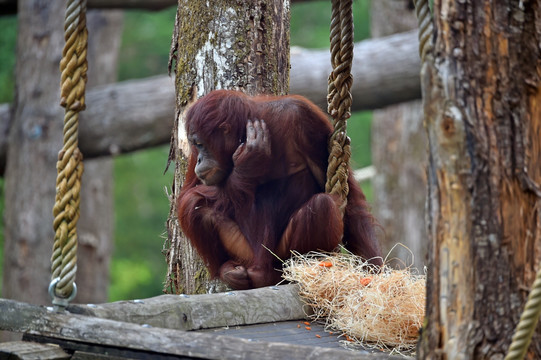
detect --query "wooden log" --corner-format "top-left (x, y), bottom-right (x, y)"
top-left (0, 0), bottom-right (317, 14)
top-left (290, 30), bottom-right (421, 111)
top-left (0, 0), bottom-right (176, 14)
top-left (0, 103), bottom-right (10, 174)
top-left (0, 31), bottom-right (420, 176)
top-left (0, 298), bottom-right (403, 360)
top-left (0, 341), bottom-right (69, 360)
top-left (77, 75), bottom-right (175, 158)
top-left (68, 284), bottom-right (310, 330)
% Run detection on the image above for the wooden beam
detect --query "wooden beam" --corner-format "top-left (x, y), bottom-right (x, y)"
top-left (0, 0), bottom-right (176, 15)
top-left (88, 0), bottom-right (176, 10)
top-left (77, 75), bottom-right (175, 158)
top-left (67, 284), bottom-right (311, 330)
top-left (0, 341), bottom-right (70, 360)
top-left (0, 0), bottom-right (317, 14)
top-left (0, 297), bottom-right (402, 360)
top-left (291, 30), bottom-right (421, 112)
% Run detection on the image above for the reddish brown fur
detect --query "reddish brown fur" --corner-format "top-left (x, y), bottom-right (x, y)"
top-left (177, 90), bottom-right (382, 290)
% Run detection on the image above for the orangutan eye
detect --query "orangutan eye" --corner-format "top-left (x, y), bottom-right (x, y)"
top-left (191, 138), bottom-right (204, 149)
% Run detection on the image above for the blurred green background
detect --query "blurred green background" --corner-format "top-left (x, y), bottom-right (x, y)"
top-left (0, 0), bottom-right (373, 301)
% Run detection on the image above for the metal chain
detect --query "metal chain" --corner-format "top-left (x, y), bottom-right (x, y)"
top-left (50, 0), bottom-right (87, 307)
top-left (325, 0), bottom-right (354, 212)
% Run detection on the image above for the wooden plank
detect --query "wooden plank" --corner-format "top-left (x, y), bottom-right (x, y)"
top-left (201, 320), bottom-right (357, 351)
top-left (1, 298), bottom-right (403, 360)
top-left (68, 284), bottom-right (311, 330)
top-left (23, 334), bottom-right (192, 360)
top-left (0, 341), bottom-right (70, 360)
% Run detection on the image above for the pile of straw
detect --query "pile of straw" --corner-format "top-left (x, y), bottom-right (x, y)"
top-left (282, 251), bottom-right (425, 351)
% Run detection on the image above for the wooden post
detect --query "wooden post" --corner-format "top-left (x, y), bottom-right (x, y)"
top-left (164, 0), bottom-right (290, 294)
top-left (418, 1), bottom-right (541, 358)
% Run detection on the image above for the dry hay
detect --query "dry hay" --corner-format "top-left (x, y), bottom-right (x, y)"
top-left (282, 250), bottom-right (425, 352)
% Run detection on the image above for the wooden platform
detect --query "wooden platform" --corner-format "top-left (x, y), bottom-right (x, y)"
top-left (200, 320), bottom-right (371, 351)
top-left (0, 285), bottom-right (409, 359)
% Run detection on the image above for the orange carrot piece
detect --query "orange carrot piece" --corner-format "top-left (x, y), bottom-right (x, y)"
top-left (318, 260), bottom-right (333, 267)
top-left (360, 277), bottom-right (372, 286)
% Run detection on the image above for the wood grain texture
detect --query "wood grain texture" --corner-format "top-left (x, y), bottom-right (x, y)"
top-left (0, 298), bottom-right (404, 360)
top-left (68, 285), bottom-right (310, 330)
top-left (418, 1), bottom-right (541, 358)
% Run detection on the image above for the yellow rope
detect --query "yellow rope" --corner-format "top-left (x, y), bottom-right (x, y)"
top-left (505, 269), bottom-right (541, 359)
top-left (51, 0), bottom-right (87, 301)
top-left (325, 0), bottom-right (354, 212)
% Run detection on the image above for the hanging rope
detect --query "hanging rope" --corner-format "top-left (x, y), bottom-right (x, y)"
top-left (505, 269), bottom-right (541, 359)
top-left (325, 0), bottom-right (354, 212)
top-left (413, 0), bottom-right (433, 62)
top-left (50, 0), bottom-right (88, 307)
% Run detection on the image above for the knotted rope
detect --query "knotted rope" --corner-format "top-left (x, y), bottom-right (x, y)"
top-left (50, 0), bottom-right (87, 306)
top-left (325, 0), bottom-right (354, 212)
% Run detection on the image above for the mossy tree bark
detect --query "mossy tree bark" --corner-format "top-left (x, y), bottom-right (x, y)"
top-left (164, 0), bottom-right (290, 294)
top-left (419, 1), bottom-right (541, 358)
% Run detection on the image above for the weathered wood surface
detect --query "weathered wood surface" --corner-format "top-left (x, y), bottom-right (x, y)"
top-left (68, 285), bottom-right (309, 330)
top-left (0, 298), bottom-right (403, 360)
top-left (370, 0), bottom-right (428, 270)
top-left (0, 341), bottom-right (70, 360)
top-left (0, 0), bottom-right (176, 14)
top-left (1, 5), bottom-right (122, 318)
top-left (78, 75), bottom-right (175, 158)
top-left (2, 0), bottom-right (66, 316)
top-left (418, 1), bottom-right (541, 358)
top-left (75, 9), bottom-right (123, 305)
top-left (0, 0), bottom-right (313, 14)
top-left (291, 30), bottom-right (421, 112)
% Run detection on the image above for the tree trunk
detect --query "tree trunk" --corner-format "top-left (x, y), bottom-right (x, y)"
top-left (370, 0), bottom-right (428, 270)
top-left (3, 0), bottom-right (68, 309)
top-left (164, 0), bottom-right (289, 294)
top-left (2, 1), bottom-right (121, 315)
top-left (76, 9), bottom-right (123, 304)
top-left (418, 1), bottom-right (541, 358)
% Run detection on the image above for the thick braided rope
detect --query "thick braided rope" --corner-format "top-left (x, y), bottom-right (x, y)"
top-left (325, 0), bottom-right (353, 212)
top-left (505, 269), bottom-right (541, 359)
top-left (412, 0), bottom-right (433, 62)
top-left (51, 0), bottom-right (87, 299)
